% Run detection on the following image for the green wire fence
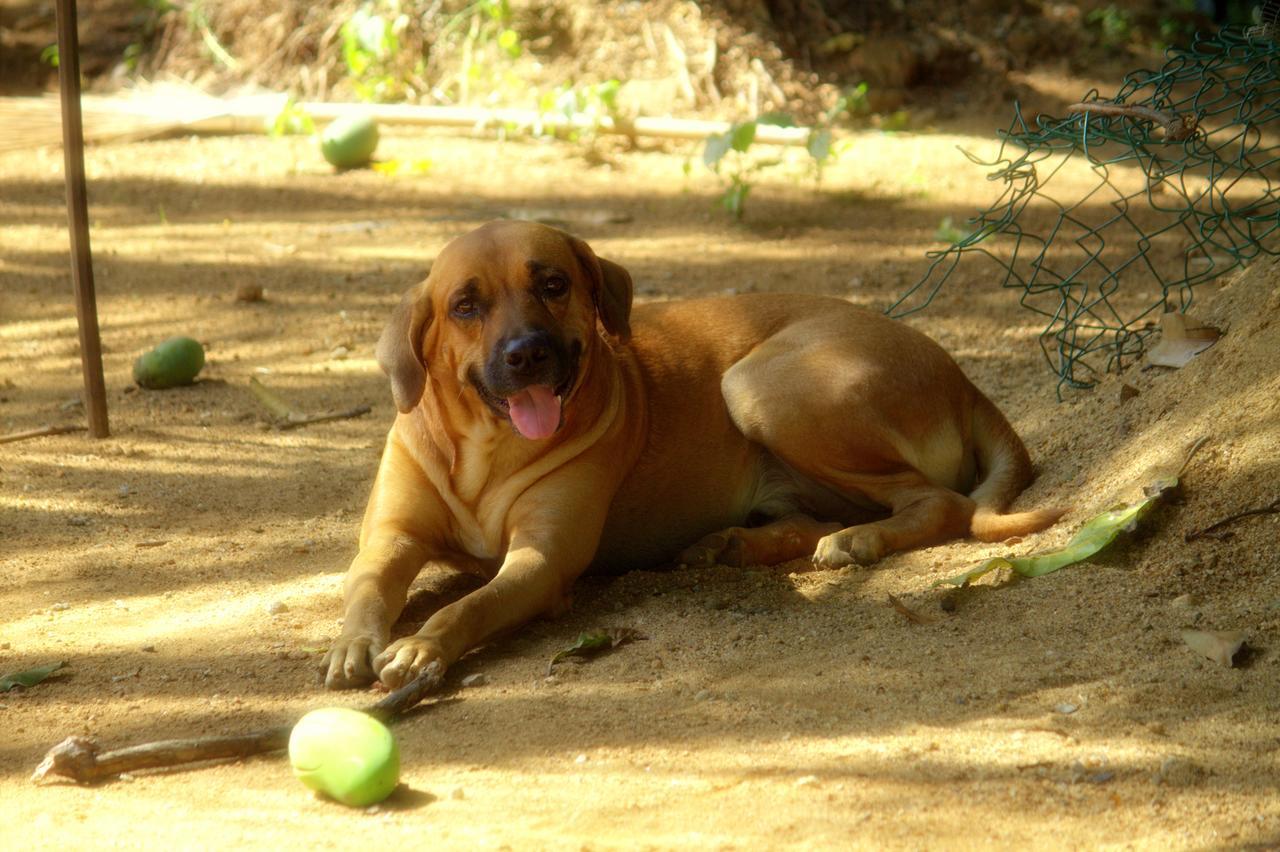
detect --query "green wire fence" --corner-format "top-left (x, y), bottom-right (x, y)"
top-left (889, 25), bottom-right (1280, 392)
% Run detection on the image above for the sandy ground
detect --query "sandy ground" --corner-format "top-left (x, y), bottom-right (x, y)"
top-left (1, 114), bottom-right (1278, 850)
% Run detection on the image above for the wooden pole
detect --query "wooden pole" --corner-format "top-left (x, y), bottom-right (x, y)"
top-left (55, 0), bottom-right (109, 438)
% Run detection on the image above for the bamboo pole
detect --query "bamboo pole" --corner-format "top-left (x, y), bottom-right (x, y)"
top-left (187, 100), bottom-right (818, 146)
top-left (55, 0), bottom-right (109, 439)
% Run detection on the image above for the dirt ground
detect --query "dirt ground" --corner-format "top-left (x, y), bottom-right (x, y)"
top-left (2, 100), bottom-right (1279, 849)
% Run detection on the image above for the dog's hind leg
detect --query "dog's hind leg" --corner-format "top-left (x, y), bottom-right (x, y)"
top-left (678, 514), bottom-right (842, 568)
top-left (719, 315), bottom-right (990, 565)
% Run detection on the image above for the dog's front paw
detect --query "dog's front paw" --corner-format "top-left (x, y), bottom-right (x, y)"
top-left (321, 634), bottom-right (384, 690)
top-left (372, 636), bottom-right (447, 688)
top-left (812, 526), bottom-right (885, 568)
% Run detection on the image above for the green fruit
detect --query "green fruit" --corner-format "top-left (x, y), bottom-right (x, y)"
top-left (320, 115), bottom-right (379, 169)
top-left (132, 336), bottom-right (205, 389)
top-left (289, 708), bottom-right (400, 807)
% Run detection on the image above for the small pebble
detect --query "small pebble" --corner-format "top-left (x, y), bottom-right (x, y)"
top-left (365, 805), bottom-right (380, 815)
top-left (141, 644), bottom-right (156, 653)
top-left (50, 602), bottom-right (71, 612)
top-left (694, 689), bottom-right (712, 701)
top-left (795, 775), bottom-right (820, 788)
top-left (1054, 702), bottom-right (1078, 715)
top-left (1154, 755), bottom-right (1204, 787)
top-left (461, 673), bottom-right (487, 688)
top-left (67, 516), bottom-right (89, 527)
top-left (267, 601), bottom-right (289, 615)
top-left (329, 346), bottom-right (350, 360)
top-left (450, 788), bottom-right (466, 801)
top-left (574, 753), bottom-right (588, 764)
top-left (234, 283), bottom-right (264, 303)
top-left (1170, 593), bottom-right (1201, 610)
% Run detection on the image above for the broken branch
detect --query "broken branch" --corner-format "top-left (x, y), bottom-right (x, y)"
top-left (1067, 102), bottom-right (1198, 141)
top-left (274, 406), bottom-right (371, 431)
top-left (0, 424), bottom-right (87, 444)
top-left (32, 662), bottom-right (445, 785)
top-left (248, 377), bottom-right (370, 430)
top-left (1184, 496), bottom-right (1280, 541)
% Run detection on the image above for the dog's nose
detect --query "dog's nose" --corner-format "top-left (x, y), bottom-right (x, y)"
top-left (503, 333), bottom-right (553, 374)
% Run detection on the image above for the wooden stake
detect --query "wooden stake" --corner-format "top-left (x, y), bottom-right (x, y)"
top-left (55, 0), bottom-right (109, 439)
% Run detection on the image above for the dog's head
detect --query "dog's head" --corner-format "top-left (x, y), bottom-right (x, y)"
top-left (376, 220), bottom-right (632, 440)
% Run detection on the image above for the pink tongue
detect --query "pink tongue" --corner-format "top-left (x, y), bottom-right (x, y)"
top-left (506, 385), bottom-right (561, 440)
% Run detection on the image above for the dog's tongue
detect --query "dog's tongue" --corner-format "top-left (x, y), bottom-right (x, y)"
top-left (506, 385), bottom-right (561, 440)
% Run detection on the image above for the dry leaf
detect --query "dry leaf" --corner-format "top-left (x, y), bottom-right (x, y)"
top-left (887, 594), bottom-right (936, 624)
top-left (547, 628), bottom-right (647, 675)
top-left (1180, 629), bottom-right (1245, 667)
top-left (1146, 312), bottom-right (1220, 368)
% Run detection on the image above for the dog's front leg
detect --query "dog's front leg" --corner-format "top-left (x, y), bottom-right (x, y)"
top-left (322, 531), bottom-right (430, 689)
top-left (372, 480), bottom-right (612, 688)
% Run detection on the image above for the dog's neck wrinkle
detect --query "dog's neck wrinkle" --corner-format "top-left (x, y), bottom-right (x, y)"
top-left (410, 344), bottom-right (623, 559)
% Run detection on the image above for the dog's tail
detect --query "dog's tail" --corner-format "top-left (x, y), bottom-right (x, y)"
top-left (966, 392), bottom-right (1065, 542)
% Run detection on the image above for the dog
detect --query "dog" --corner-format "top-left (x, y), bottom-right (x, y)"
top-left (322, 220), bottom-right (1060, 689)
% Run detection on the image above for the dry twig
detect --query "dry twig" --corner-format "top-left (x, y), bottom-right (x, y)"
top-left (32, 662), bottom-right (445, 785)
top-left (1067, 101), bottom-right (1199, 141)
top-left (0, 424), bottom-right (86, 445)
top-left (1184, 497), bottom-right (1280, 541)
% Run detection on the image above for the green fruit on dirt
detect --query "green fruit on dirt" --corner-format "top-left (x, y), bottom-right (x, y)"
top-left (320, 115), bottom-right (379, 169)
top-left (132, 336), bottom-right (205, 389)
top-left (289, 708), bottom-right (400, 807)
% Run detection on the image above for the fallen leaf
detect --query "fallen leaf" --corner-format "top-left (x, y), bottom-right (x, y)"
top-left (1181, 629), bottom-right (1245, 667)
top-left (371, 158), bottom-right (433, 176)
top-left (0, 661), bottom-right (67, 692)
top-left (1146, 312), bottom-right (1220, 368)
top-left (887, 593), bottom-right (936, 624)
top-left (547, 628), bottom-right (646, 675)
top-left (936, 437), bottom-right (1207, 588)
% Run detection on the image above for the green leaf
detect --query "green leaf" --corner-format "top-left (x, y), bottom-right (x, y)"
top-left (935, 439), bottom-right (1205, 589)
top-left (0, 661), bottom-right (66, 692)
top-left (807, 128), bottom-right (832, 163)
top-left (729, 121), bottom-right (757, 153)
top-left (497, 28), bottom-right (521, 58)
top-left (40, 44), bottom-right (59, 68)
top-left (703, 131), bottom-right (733, 169)
top-left (547, 628), bottom-right (646, 675)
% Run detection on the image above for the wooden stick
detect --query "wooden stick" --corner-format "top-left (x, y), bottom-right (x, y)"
top-left (32, 662), bottom-right (446, 785)
top-left (1066, 101), bottom-right (1198, 141)
top-left (0, 424), bottom-right (87, 445)
top-left (275, 406), bottom-right (372, 430)
top-left (55, 0), bottom-right (109, 439)
top-left (248, 378), bottom-right (371, 429)
top-left (1184, 497), bottom-right (1280, 542)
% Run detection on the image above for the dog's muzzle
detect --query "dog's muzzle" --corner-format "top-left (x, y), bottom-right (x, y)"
top-left (473, 332), bottom-right (580, 440)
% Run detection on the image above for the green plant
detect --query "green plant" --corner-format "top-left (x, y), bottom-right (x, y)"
top-left (341, 2), bottom-right (411, 102)
top-left (442, 0), bottom-right (524, 104)
top-left (533, 79), bottom-right (621, 155)
top-left (267, 98), bottom-right (316, 137)
top-left (1088, 5), bottom-right (1133, 48)
top-left (702, 88), bottom-right (859, 220)
top-left (39, 45), bottom-right (58, 68)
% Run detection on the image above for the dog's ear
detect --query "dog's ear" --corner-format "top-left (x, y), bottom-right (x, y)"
top-left (376, 286), bottom-right (433, 413)
top-left (568, 235), bottom-right (633, 341)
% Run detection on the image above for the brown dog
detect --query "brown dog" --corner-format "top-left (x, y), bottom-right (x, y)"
top-left (322, 220), bottom-right (1059, 689)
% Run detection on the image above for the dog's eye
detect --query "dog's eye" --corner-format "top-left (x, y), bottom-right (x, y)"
top-left (540, 276), bottom-right (569, 299)
top-left (452, 298), bottom-right (479, 318)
